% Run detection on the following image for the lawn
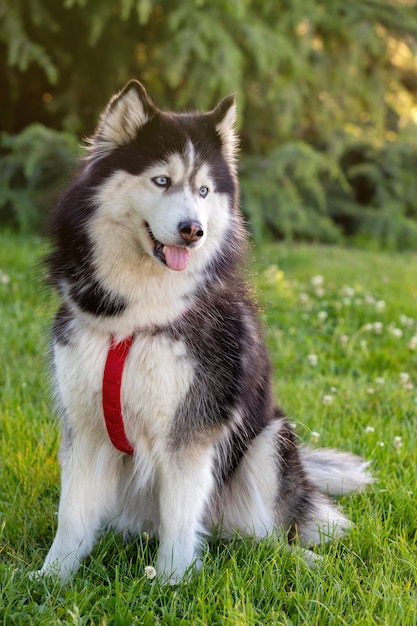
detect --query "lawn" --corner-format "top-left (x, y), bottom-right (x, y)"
top-left (1, 232), bottom-right (416, 625)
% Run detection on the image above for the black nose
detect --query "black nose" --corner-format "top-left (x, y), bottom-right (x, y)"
top-left (178, 220), bottom-right (204, 244)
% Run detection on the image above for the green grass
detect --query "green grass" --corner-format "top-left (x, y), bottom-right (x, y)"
top-left (1, 231), bottom-right (417, 625)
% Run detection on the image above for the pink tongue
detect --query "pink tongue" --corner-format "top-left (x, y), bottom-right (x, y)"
top-left (164, 245), bottom-right (190, 271)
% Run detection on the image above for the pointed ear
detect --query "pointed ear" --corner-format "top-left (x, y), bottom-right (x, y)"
top-left (211, 95), bottom-right (239, 165)
top-left (87, 80), bottom-right (156, 157)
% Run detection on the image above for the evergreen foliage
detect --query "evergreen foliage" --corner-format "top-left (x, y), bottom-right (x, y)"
top-left (240, 143), bottom-right (346, 244)
top-left (1, 1), bottom-right (417, 247)
top-left (330, 138), bottom-right (417, 249)
top-left (241, 136), bottom-right (417, 249)
top-left (0, 125), bottom-right (80, 232)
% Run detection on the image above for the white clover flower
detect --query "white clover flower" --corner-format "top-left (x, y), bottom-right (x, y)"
top-left (307, 354), bottom-right (318, 366)
top-left (340, 285), bottom-right (355, 298)
top-left (364, 426), bottom-right (375, 433)
top-left (400, 315), bottom-right (414, 329)
top-left (311, 431), bottom-right (320, 442)
top-left (339, 334), bottom-right (349, 347)
top-left (367, 387), bottom-right (375, 394)
top-left (377, 441), bottom-right (385, 447)
top-left (399, 374), bottom-right (414, 389)
top-left (375, 300), bottom-right (386, 312)
top-left (407, 336), bottom-right (417, 350)
top-left (330, 386), bottom-right (337, 393)
top-left (360, 340), bottom-right (368, 349)
top-left (264, 265), bottom-right (284, 284)
top-left (144, 566), bottom-right (157, 580)
top-left (390, 327), bottom-right (403, 338)
top-left (322, 394), bottom-right (333, 405)
top-left (311, 275), bottom-right (324, 287)
top-left (0, 271), bottom-right (10, 285)
top-left (264, 264), bottom-right (278, 277)
top-left (373, 322), bottom-right (383, 335)
top-left (318, 310), bottom-right (328, 322)
top-left (315, 287), bottom-right (326, 298)
top-left (375, 377), bottom-right (385, 386)
top-left (365, 294), bottom-right (376, 305)
top-left (299, 292), bottom-right (309, 304)
top-left (342, 297), bottom-right (351, 306)
top-left (393, 436), bottom-right (403, 449)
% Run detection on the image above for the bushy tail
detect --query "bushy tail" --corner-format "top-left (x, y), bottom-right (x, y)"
top-left (300, 447), bottom-right (373, 496)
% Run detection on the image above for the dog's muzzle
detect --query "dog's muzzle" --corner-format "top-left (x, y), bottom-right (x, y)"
top-left (145, 221), bottom-right (205, 271)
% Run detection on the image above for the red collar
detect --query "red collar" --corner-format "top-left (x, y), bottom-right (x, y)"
top-left (102, 335), bottom-right (134, 455)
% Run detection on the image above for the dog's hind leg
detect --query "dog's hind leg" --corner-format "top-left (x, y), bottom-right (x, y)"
top-left (216, 419), bottom-right (352, 547)
top-left (38, 432), bottom-right (122, 580)
top-left (155, 447), bottom-right (214, 585)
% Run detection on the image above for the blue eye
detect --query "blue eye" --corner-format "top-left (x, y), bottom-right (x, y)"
top-left (152, 176), bottom-right (171, 188)
top-left (199, 186), bottom-right (209, 198)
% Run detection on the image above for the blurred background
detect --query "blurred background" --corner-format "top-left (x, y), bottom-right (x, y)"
top-left (1, 0), bottom-right (417, 249)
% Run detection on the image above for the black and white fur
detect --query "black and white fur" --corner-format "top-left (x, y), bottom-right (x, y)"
top-left (38, 81), bottom-right (371, 584)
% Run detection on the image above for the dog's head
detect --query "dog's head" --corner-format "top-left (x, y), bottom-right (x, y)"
top-left (85, 81), bottom-right (240, 273)
top-left (50, 82), bottom-right (245, 325)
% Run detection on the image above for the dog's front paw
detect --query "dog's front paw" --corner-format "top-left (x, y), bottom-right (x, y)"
top-left (156, 549), bottom-right (201, 585)
top-left (31, 552), bottom-right (80, 581)
top-left (29, 563), bottom-right (60, 581)
top-left (28, 570), bottom-right (45, 582)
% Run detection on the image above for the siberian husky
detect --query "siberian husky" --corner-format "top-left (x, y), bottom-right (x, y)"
top-left (37, 81), bottom-right (371, 584)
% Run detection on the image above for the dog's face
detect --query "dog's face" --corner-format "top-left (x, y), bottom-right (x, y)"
top-left (86, 81), bottom-right (239, 273)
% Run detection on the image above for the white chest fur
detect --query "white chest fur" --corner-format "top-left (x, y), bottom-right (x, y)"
top-left (53, 326), bottom-right (195, 452)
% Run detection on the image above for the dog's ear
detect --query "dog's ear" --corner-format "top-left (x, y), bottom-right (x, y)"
top-left (211, 95), bottom-right (239, 166)
top-left (87, 80), bottom-right (156, 158)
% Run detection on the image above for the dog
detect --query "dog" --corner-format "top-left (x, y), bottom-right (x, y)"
top-left (38, 80), bottom-right (371, 584)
